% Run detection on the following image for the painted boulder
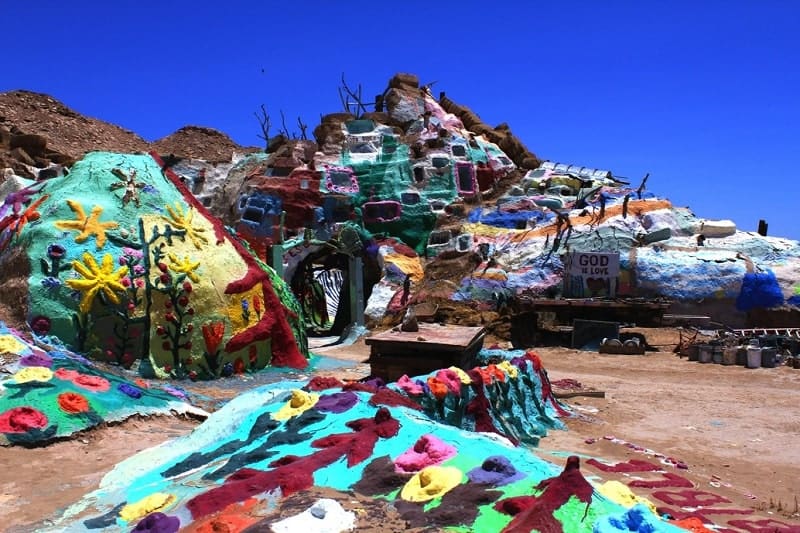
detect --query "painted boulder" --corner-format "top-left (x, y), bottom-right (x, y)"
top-left (0, 151), bottom-right (308, 379)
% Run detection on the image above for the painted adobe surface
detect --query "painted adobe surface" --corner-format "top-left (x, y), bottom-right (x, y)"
top-left (43, 351), bottom-right (684, 532)
top-left (0, 323), bottom-right (198, 445)
top-left (0, 152), bottom-right (307, 379)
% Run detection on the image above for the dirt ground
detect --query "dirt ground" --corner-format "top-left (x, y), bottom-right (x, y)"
top-left (2, 328), bottom-right (799, 530)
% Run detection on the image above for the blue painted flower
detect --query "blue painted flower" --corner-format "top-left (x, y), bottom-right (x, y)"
top-left (47, 243), bottom-right (66, 260)
top-left (142, 184), bottom-right (157, 194)
top-left (241, 299), bottom-right (249, 313)
top-left (41, 277), bottom-right (62, 291)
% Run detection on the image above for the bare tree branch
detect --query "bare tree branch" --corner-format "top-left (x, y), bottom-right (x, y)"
top-left (297, 116), bottom-right (308, 140)
top-left (278, 109), bottom-right (294, 139)
top-left (339, 72), bottom-right (368, 118)
top-left (254, 104), bottom-right (271, 149)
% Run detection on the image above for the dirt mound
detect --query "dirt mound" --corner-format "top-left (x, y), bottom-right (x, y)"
top-left (0, 90), bottom-right (150, 159)
top-left (152, 125), bottom-right (259, 163)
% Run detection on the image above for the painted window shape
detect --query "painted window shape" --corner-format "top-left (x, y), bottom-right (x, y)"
top-left (456, 233), bottom-right (473, 251)
top-left (325, 167), bottom-right (359, 194)
top-left (428, 230), bottom-right (452, 246)
top-left (351, 142), bottom-right (377, 154)
top-left (455, 162), bottom-right (476, 196)
top-left (430, 200), bottom-right (447, 213)
top-left (413, 166), bottom-right (426, 184)
top-left (451, 144), bottom-right (467, 157)
top-left (241, 205), bottom-right (265, 224)
top-left (401, 191), bottom-right (420, 205)
top-left (529, 168), bottom-right (547, 179)
top-left (431, 156), bottom-right (450, 169)
top-left (382, 135), bottom-right (397, 155)
top-left (345, 119), bottom-right (376, 134)
top-left (323, 197), bottom-right (353, 223)
top-left (363, 201), bottom-right (402, 223)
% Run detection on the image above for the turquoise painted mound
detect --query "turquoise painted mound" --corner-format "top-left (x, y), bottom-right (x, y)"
top-left (390, 349), bottom-right (567, 446)
top-left (46, 378), bottom-right (682, 532)
top-left (0, 151), bottom-right (307, 379)
top-left (0, 323), bottom-right (196, 446)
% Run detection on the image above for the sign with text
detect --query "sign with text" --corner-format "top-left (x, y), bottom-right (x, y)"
top-left (564, 251), bottom-right (620, 298)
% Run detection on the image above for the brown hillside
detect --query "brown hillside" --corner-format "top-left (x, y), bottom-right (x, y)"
top-left (0, 90), bottom-right (150, 158)
top-left (151, 125), bottom-right (258, 163)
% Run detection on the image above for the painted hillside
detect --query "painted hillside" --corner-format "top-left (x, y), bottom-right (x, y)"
top-left (159, 73), bottom-right (800, 330)
top-left (0, 151), bottom-right (308, 380)
top-left (4, 72), bottom-right (800, 366)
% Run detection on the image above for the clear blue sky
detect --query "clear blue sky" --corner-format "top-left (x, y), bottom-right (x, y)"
top-left (3, 1), bottom-right (799, 239)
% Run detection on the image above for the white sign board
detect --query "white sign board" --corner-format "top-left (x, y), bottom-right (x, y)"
top-left (565, 252), bottom-right (620, 298)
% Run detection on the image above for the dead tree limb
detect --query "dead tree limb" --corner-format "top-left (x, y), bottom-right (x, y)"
top-left (279, 109), bottom-right (294, 139)
top-left (636, 173), bottom-right (649, 200)
top-left (254, 104), bottom-right (271, 149)
top-left (297, 116), bottom-right (308, 140)
top-left (339, 73), bottom-right (368, 118)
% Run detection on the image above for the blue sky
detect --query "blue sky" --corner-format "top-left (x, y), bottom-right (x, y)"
top-left (3, 1), bottom-right (799, 239)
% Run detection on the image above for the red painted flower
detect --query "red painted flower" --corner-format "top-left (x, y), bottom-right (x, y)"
top-left (54, 368), bottom-right (80, 381)
top-left (73, 374), bottom-right (111, 392)
top-left (30, 315), bottom-right (52, 336)
top-left (253, 295), bottom-right (262, 315)
top-left (0, 406), bottom-right (48, 433)
top-left (234, 357), bottom-right (245, 374)
top-left (58, 392), bottom-right (90, 414)
top-left (426, 376), bottom-right (449, 400)
top-left (201, 321), bottom-right (225, 354)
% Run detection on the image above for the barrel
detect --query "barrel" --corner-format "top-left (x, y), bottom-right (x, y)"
top-left (761, 348), bottom-right (777, 368)
top-left (746, 347), bottom-right (762, 369)
top-left (712, 346), bottom-right (724, 364)
top-left (698, 345), bottom-right (713, 364)
top-left (722, 347), bottom-right (737, 366)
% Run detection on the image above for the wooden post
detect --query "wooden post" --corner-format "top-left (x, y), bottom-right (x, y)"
top-left (757, 219), bottom-right (768, 236)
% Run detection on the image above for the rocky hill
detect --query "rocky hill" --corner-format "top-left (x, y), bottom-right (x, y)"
top-left (0, 90), bottom-right (253, 180)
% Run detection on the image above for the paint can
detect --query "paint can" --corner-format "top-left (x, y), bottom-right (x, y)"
top-left (736, 347), bottom-right (748, 366)
top-left (722, 347), bottom-right (737, 366)
top-left (746, 347), bottom-right (762, 369)
top-left (712, 346), bottom-right (724, 364)
top-left (697, 345), bottom-right (713, 364)
top-left (760, 347), bottom-right (777, 368)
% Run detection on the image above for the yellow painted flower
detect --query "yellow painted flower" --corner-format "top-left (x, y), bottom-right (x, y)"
top-left (162, 203), bottom-right (208, 249)
top-left (496, 360), bottom-right (519, 379)
top-left (14, 366), bottom-right (53, 383)
top-left (54, 200), bottom-right (119, 249)
top-left (273, 390), bottom-right (319, 420)
top-left (0, 335), bottom-right (26, 355)
top-left (168, 253), bottom-right (201, 283)
top-left (119, 492), bottom-right (177, 522)
top-left (447, 366), bottom-right (472, 384)
top-left (65, 253), bottom-right (129, 314)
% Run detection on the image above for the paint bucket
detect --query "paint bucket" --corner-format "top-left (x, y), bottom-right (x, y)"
top-left (746, 347), bottom-right (762, 369)
top-left (712, 346), bottom-right (724, 364)
top-left (736, 347), bottom-right (747, 366)
top-left (760, 347), bottom-right (777, 368)
top-left (697, 345), bottom-right (713, 364)
top-left (722, 347), bottom-right (737, 366)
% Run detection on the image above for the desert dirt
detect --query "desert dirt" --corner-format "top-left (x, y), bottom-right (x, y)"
top-left (2, 328), bottom-right (800, 531)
